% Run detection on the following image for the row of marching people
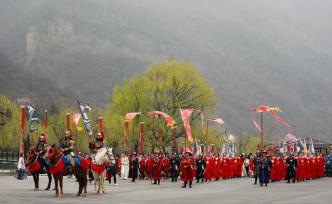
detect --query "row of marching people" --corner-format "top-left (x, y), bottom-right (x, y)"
top-left (251, 151), bottom-right (326, 187)
top-left (110, 151), bottom-right (249, 188)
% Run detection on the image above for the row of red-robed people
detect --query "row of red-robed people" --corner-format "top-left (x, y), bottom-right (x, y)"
top-left (249, 156), bottom-right (326, 182)
top-left (113, 155), bottom-right (247, 181)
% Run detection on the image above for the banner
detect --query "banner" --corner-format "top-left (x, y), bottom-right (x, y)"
top-left (140, 122), bottom-right (145, 154)
top-left (208, 118), bottom-right (225, 125)
top-left (27, 105), bottom-right (38, 132)
top-left (125, 112), bottom-right (141, 121)
top-left (252, 119), bottom-right (262, 132)
top-left (179, 108), bottom-right (195, 143)
top-left (251, 105), bottom-right (292, 133)
top-left (270, 111), bottom-right (292, 132)
top-left (78, 101), bottom-right (93, 136)
top-left (285, 133), bottom-right (298, 144)
top-left (124, 120), bottom-right (129, 148)
top-left (72, 113), bottom-right (82, 131)
top-left (147, 111), bottom-right (175, 128)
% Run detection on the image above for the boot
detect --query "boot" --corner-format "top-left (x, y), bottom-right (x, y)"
top-left (171, 178), bottom-right (174, 182)
top-left (157, 180), bottom-right (160, 185)
top-left (254, 177), bottom-right (257, 184)
top-left (189, 181), bottom-right (192, 188)
top-left (182, 181), bottom-right (187, 188)
top-left (153, 180), bottom-right (157, 184)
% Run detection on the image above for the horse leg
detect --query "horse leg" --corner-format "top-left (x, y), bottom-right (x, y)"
top-left (45, 171), bottom-right (52, 190)
top-left (54, 176), bottom-right (59, 197)
top-left (59, 174), bottom-right (64, 198)
top-left (77, 178), bottom-right (82, 197)
top-left (82, 170), bottom-right (88, 197)
top-left (101, 172), bottom-right (105, 194)
top-left (32, 173), bottom-right (39, 191)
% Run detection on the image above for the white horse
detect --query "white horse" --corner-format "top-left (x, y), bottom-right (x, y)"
top-left (91, 147), bottom-right (115, 194)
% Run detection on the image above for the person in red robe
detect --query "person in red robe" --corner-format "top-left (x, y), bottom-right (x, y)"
top-left (270, 156), bottom-right (279, 182)
top-left (213, 155), bottom-right (222, 180)
top-left (151, 152), bottom-right (163, 185)
top-left (139, 154), bottom-right (147, 179)
top-left (181, 152), bottom-right (194, 188)
top-left (163, 155), bottom-right (170, 179)
top-left (204, 154), bottom-right (214, 181)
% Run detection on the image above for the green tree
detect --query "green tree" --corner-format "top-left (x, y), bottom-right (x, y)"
top-left (105, 61), bottom-right (218, 152)
top-left (0, 94), bottom-right (20, 150)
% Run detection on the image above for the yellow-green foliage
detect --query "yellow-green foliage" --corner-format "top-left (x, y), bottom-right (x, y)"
top-left (105, 61), bottom-right (218, 151)
top-left (0, 94), bottom-right (20, 149)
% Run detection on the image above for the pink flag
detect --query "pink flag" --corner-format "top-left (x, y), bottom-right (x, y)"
top-left (180, 108), bottom-right (194, 143)
top-left (270, 111), bottom-right (292, 132)
top-left (125, 112), bottom-right (141, 121)
top-left (252, 119), bottom-right (262, 132)
top-left (72, 113), bottom-right (81, 127)
top-left (208, 118), bottom-right (225, 125)
top-left (285, 133), bottom-right (298, 144)
top-left (147, 111), bottom-right (175, 128)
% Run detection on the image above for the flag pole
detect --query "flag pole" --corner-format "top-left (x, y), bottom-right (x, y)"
top-left (44, 109), bottom-right (48, 143)
top-left (261, 112), bottom-right (264, 150)
top-left (205, 120), bottom-right (209, 152)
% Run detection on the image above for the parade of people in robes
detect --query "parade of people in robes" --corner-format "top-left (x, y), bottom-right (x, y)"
top-left (1, 100), bottom-right (330, 199)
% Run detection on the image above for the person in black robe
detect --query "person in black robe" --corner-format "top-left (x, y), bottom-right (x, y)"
top-left (170, 153), bottom-right (180, 182)
top-left (286, 153), bottom-right (297, 183)
top-left (129, 152), bottom-right (139, 182)
top-left (196, 154), bottom-right (206, 183)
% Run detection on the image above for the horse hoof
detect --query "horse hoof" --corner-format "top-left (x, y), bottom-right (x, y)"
top-left (33, 188), bottom-right (39, 191)
top-left (81, 193), bottom-right (87, 197)
top-left (45, 188), bottom-right (50, 191)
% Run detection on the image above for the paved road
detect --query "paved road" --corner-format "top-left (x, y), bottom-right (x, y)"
top-left (0, 176), bottom-right (331, 204)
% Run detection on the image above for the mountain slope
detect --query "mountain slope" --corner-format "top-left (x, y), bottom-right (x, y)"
top-left (0, 0), bottom-right (331, 141)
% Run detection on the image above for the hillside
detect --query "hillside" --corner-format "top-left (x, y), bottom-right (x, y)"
top-left (0, 0), bottom-right (331, 141)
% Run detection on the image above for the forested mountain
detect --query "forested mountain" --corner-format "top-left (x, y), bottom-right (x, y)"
top-left (0, 0), bottom-right (331, 141)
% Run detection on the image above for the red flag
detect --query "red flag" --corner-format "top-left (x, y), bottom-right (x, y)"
top-left (124, 120), bottom-right (129, 148)
top-left (252, 105), bottom-right (272, 112)
top-left (140, 122), bottom-right (145, 154)
top-left (179, 108), bottom-right (194, 143)
top-left (125, 112), bottom-right (141, 121)
top-left (147, 111), bottom-right (175, 128)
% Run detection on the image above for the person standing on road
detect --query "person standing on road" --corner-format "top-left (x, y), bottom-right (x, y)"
top-left (121, 153), bottom-right (129, 180)
top-left (181, 152), bottom-right (194, 188)
top-left (286, 153), bottom-right (297, 183)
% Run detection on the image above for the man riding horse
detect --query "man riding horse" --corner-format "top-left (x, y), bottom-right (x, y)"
top-left (89, 132), bottom-right (104, 153)
top-left (60, 130), bottom-right (75, 156)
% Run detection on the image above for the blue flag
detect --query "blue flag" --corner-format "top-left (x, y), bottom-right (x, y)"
top-left (297, 141), bottom-right (304, 154)
top-left (78, 101), bottom-right (93, 136)
top-left (27, 105), bottom-right (38, 132)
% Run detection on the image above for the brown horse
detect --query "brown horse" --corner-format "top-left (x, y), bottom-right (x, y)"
top-left (46, 145), bottom-right (88, 197)
top-left (26, 147), bottom-right (52, 191)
